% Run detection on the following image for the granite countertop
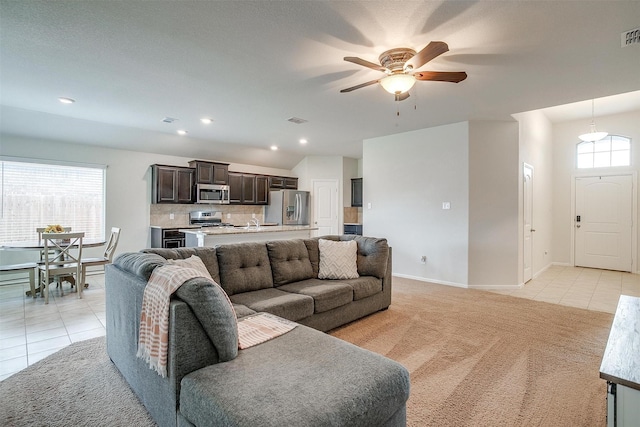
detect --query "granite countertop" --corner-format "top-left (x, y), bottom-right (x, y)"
top-left (344, 223), bottom-right (362, 225)
top-left (179, 225), bottom-right (317, 236)
top-left (600, 295), bottom-right (640, 391)
top-left (150, 225), bottom-right (199, 229)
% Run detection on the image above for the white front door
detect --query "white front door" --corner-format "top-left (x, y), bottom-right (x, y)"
top-left (575, 175), bottom-right (633, 272)
top-left (523, 163), bottom-right (534, 283)
top-left (312, 179), bottom-right (339, 237)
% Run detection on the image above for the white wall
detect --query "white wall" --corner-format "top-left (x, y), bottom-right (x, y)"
top-left (363, 122), bottom-right (470, 286)
top-left (514, 110), bottom-right (554, 281)
top-left (551, 109), bottom-right (640, 269)
top-left (468, 121), bottom-right (519, 288)
top-left (0, 134), bottom-right (292, 266)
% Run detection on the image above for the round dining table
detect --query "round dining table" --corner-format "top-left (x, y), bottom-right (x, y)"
top-left (0, 238), bottom-right (106, 297)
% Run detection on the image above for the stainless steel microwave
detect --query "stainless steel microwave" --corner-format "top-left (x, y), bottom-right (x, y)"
top-left (196, 184), bottom-right (230, 204)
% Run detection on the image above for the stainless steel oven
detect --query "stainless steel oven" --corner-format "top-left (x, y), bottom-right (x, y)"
top-left (196, 184), bottom-right (230, 204)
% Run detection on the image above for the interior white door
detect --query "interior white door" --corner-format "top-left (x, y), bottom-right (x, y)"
top-left (575, 175), bottom-right (633, 272)
top-left (312, 179), bottom-right (339, 237)
top-left (523, 164), bottom-right (534, 283)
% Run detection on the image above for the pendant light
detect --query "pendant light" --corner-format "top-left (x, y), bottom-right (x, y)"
top-left (578, 99), bottom-right (608, 142)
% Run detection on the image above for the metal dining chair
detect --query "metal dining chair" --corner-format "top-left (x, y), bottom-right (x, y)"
top-left (79, 227), bottom-right (121, 288)
top-left (37, 232), bottom-right (84, 304)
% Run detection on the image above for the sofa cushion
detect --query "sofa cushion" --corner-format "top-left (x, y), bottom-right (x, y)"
top-left (278, 279), bottom-right (353, 313)
top-left (266, 239), bottom-right (314, 286)
top-left (179, 324), bottom-right (410, 427)
top-left (346, 236), bottom-right (390, 280)
top-left (232, 303), bottom-right (256, 319)
top-left (142, 247), bottom-right (220, 283)
top-left (318, 239), bottom-right (359, 280)
top-left (113, 252), bottom-right (167, 281)
top-left (216, 243), bottom-right (273, 295)
top-left (174, 278), bottom-right (238, 363)
top-left (341, 276), bottom-right (383, 300)
top-left (229, 288), bottom-right (314, 322)
top-left (303, 238), bottom-right (321, 277)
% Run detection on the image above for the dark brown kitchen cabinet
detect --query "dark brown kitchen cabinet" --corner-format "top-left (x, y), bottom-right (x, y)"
top-left (152, 164), bottom-right (194, 204)
top-left (228, 172), bottom-right (243, 204)
top-left (351, 178), bottom-right (363, 207)
top-left (242, 175), bottom-right (256, 204)
top-left (188, 160), bottom-right (229, 185)
top-left (256, 176), bottom-right (268, 204)
top-left (269, 176), bottom-right (298, 190)
top-left (228, 172), bottom-right (268, 205)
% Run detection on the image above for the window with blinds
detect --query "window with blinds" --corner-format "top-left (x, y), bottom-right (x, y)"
top-left (0, 158), bottom-right (106, 245)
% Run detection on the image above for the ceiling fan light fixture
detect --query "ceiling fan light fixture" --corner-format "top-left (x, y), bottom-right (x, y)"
top-left (578, 99), bottom-right (608, 142)
top-left (379, 73), bottom-right (416, 95)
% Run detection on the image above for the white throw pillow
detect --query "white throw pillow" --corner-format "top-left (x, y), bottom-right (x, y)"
top-left (318, 239), bottom-right (359, 280)
top-left (166, 255), bottom-right (213, 280)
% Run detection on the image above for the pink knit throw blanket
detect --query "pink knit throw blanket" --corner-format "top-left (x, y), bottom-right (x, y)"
top-left (137, 265), bottom-right (209, 377)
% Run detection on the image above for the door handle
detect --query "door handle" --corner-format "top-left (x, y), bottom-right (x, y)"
top-left (576, 224), bottom-right (581, 228)
top-left (531, 229), bottom-right (536, 232)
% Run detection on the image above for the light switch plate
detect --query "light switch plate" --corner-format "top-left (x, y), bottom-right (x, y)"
top-left (442, 202), bottom-right (451, 210)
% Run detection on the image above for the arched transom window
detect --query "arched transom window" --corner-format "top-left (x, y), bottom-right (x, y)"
top-left (577, 135), bottom-right (631, 169)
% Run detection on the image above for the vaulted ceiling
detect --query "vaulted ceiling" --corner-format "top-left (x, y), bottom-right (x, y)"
top-left (1, 1), bottom-right (639, 169)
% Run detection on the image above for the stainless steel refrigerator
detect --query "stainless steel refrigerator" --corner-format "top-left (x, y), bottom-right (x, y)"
top-left (265, 190), bottom-right (310, 225)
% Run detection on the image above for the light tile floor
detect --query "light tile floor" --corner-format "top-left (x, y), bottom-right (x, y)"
top-left (489, 265), bottom-right (640, 313)
top-left (1, 266), bottom-right (639, 381)
top-left (0, 273), bottom-right (106, 381)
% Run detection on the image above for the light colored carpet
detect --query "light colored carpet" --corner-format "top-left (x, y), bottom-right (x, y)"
top-left (332, 278), bottom-right (614, 426)
top-left (0, 337), bottom-right (156, 427)
top-left (0, 279), bottom-right (614, 426)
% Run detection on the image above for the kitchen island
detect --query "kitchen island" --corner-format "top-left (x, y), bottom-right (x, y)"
top-left (180, 225), bottom-right (318, 247)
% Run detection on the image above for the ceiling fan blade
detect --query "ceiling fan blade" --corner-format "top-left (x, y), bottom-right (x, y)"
top-left (414, 71), bottom-right (467, 83)
top-left (395, 92), bottom-right (410, 102)
top-left (340, 79), bottom-right (380, 93)
top-left (344, 57), bottom-right (388, 73)
top-left (405, 41), bottom-right (449, 70)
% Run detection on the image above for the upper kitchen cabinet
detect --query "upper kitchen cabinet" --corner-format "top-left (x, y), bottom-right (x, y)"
top-left (188, 160), bottom-right (229, 185)
top-left (269, 176), bottom-right (298, 190)
top-left (228, 172), bottom-right (268, 205)
top-left (152, 164), bottom-right (195, 204)
top-left (256, 176), bottom-right (269, 204)
top-left (351, 178), bottom-right (363, 207)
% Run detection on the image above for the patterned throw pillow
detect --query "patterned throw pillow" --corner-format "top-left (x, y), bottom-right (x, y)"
top-left (318, 239), bottom-right (359, 279)
top-left (166, 255), bottom-right (213, 280)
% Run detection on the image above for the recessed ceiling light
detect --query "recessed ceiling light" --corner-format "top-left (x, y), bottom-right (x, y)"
top-left (200, 118), bottom-right (213, 124)
top-left (177, 130), bottom-right (188, 135)
top-left (58, 97), bottom-right (75, 104)
top-left (270, 145), bottom-right (278, 151)
top-left (299, 139), bottom-right (308, 144)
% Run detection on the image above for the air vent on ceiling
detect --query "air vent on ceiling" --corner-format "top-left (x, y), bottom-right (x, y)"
top-left (287, 117), bottom-right (308, 124)
top-left (162, 117), bottom-right (178, 123)
top-left (621, 27), bottom-right (640, 47)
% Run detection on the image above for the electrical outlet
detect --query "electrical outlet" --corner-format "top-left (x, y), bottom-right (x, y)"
top-left (169, 213), bottom-right (175, 220)
top-left (420, 255), bottom-right (427, 264)
top-left (226, 213), bottom-right (231, 219)
top-left (252, 213), bottom-right (256, 219)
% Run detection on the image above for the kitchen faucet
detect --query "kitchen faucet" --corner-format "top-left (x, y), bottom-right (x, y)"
top-left (249, 218), bottom-right (260, 229)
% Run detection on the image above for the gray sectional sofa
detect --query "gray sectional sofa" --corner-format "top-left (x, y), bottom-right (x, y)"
top-left (105, 235), bottom-right (410, 427)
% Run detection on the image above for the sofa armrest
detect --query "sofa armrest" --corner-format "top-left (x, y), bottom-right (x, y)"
top-left (105, 263), bottom-right (220, 426)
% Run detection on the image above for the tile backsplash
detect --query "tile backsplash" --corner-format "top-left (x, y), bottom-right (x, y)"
top-left (151, 204), bottom-right (264, 228)
top-left (343, 207), bottom-right (362, 224)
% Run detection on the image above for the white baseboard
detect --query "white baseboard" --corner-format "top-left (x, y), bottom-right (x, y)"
top-left (393, 273), bottom-right (468, 288)
top-left (468, 283), bottom-right (524, 290)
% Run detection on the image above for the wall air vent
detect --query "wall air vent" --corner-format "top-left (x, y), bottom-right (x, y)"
top-left (287, 117), bottom-right (308, 124)
top-left (162, 117), bottom-right (178, 123)
top-left (621, 27), bottom-right (640, 47)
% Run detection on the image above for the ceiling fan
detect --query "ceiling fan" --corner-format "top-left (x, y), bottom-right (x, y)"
top-left (340, 41), bottom-right (467, 101)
